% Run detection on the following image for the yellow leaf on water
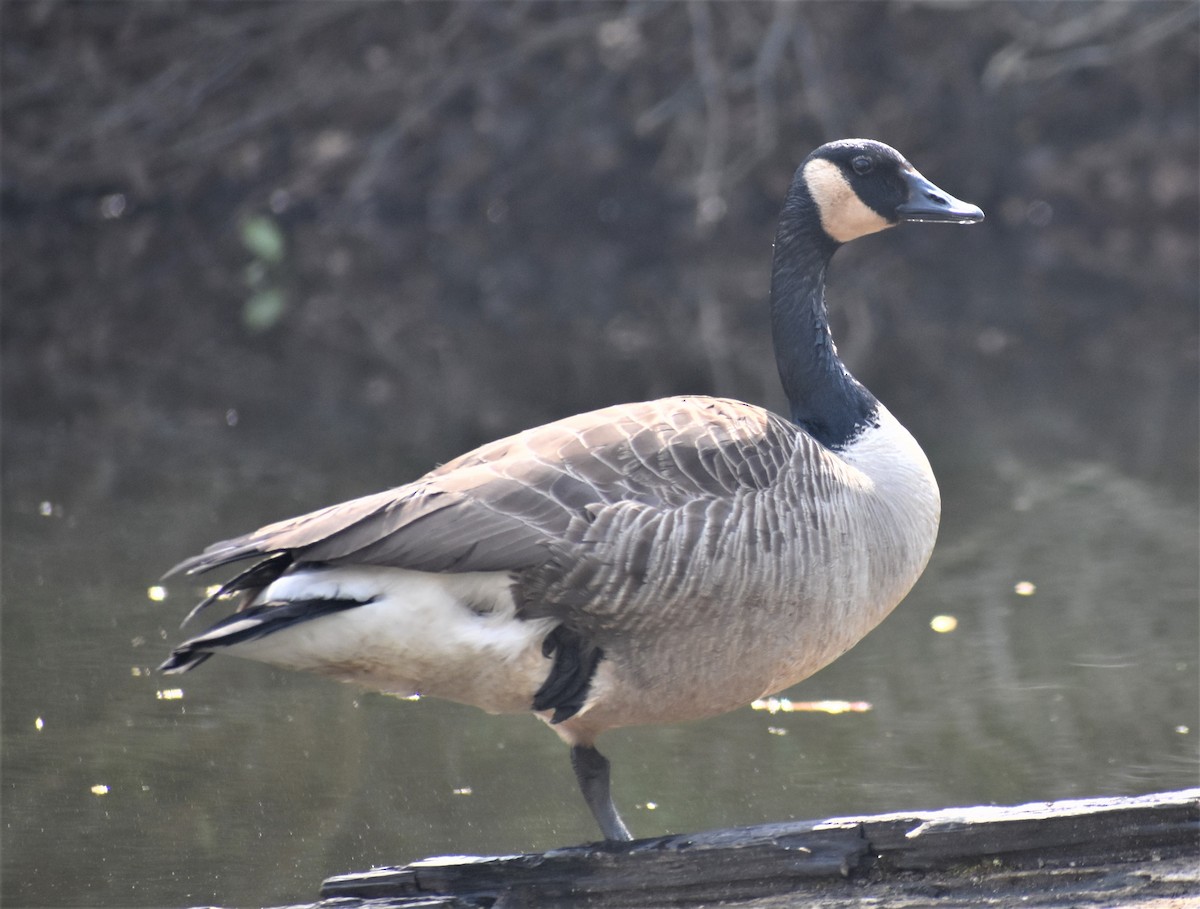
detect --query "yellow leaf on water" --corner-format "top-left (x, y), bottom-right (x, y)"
top-left (930, 614), bottom-right (958, 633)
top-left (751, 697), bottom-right (871, 715)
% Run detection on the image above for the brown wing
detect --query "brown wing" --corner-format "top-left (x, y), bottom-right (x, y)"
top-left (167, 396), bottom-right (812, 581)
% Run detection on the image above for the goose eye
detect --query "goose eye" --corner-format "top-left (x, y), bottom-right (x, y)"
top-left (851, 156), bottom-right (874, 176)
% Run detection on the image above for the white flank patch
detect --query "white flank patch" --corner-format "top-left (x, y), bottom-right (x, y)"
top-left (192, 617), bottom-right (264, 643)
top-left (224, 566), bottom-right (555, 715)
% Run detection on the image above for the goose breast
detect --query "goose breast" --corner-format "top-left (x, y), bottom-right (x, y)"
top-left (509, 397), bottom-right (941, 736)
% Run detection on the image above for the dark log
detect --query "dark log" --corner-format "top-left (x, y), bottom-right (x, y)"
top-left (304, 790), bottom-right (1198, 909)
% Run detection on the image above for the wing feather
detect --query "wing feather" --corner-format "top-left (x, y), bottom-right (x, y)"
top-left (168, 397), bottom-right (834, 591)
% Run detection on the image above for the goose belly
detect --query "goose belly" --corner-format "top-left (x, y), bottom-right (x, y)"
top-left (225, 567), bottom-right (556, 715)
top-left (566, 528), bottom-right (932, 739)
top-left (566, 574), bottom-right (910, 738)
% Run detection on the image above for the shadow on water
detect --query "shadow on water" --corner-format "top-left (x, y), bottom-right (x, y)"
top-left (3, 270), bottom-right (1197, 907)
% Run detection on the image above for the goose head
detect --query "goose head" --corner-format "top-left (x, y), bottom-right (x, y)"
top-left (770, 139), bottom-right (983, 447)
top-left (800, 139), bottom-right (984, 244)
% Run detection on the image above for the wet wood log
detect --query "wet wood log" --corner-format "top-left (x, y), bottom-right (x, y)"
top-left (299, 789), bottom-right (1198, 908)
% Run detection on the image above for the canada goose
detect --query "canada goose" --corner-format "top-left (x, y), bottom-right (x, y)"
top-left (160, 139), bottom-right (982, 843)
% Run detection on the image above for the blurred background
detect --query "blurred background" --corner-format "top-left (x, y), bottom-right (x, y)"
top-left (2, 2), bottom-right (1197, 907)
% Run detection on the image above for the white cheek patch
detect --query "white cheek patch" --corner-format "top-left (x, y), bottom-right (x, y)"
top-left (803, 159), bottom-right (894, 243)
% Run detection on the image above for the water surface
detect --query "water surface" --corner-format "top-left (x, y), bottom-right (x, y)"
top-left (3, 327), bottom-right (1196, 907)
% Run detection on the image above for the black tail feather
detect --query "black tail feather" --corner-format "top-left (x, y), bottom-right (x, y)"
top-left (158, 649), bottom-right (214, 674)
top-left (179, 552), bottom-right (295, 628)
top-left (159, 596), bottom-right (366, 674)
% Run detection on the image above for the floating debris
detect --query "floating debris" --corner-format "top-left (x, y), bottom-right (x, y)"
top-left (91, 784), bottom-right (110, 796)
top-left (147, 585), bottom-right (168, 602)
top-left (99, 193), bottom-right (126, 220)
top-left (751, 697), bottom-right (871, 715)
top-left (1014, 581), bottom-right (1037, 597)
top-left (930, 614), bottom-right (958, 633)
top-left (156, 689), bottom-right (184, 701)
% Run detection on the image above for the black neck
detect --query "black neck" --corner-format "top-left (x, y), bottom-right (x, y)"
top-left (770, 187), bottom-right (878, 449)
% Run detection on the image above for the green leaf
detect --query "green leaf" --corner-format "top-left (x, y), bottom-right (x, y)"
top-left (242, 288), bottom-right (287, 332)
top-left (240, 215), bottom-right (285, 264)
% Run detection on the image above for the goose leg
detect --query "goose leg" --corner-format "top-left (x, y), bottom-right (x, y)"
top-left (570, 744), bottom-right (633, 842)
